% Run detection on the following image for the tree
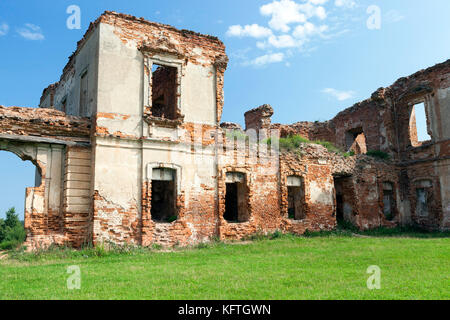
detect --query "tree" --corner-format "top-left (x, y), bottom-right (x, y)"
top-left (0, 207), bottom-right (26, 249)
top-left (4, 207), bottom-right (21, 229)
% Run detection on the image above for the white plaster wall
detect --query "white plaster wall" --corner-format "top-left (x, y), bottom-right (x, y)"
top-left (25, 188), bottom-right (44, 212)
top-left (53, 27), bottom-right (100, 117)
top-left (92, 23), bottom-right (145, 229)
top-left (47, 145), bottom-right (64, 211)
top-left (97, 23), bottom-right (143, 134)
top-left (181, 63), bottom-right (216, 125)
top-left (94, 140), bottom-right (141, 210)
top-left (309, 180), bottom-right (334, 205)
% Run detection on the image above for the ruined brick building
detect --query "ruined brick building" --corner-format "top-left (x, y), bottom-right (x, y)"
top-left (0, 12), bottom-right (448, 248)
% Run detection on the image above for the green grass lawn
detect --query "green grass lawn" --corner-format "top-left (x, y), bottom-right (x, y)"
top-left (0, 234), bottom-right (449, 300)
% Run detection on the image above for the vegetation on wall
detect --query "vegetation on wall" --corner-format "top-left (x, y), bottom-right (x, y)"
top-left (225, 130), bottom-right (249, 142)
top-left (366, 150), bottom-right (391, 160)
top-left (264, 135), bottom-right (353, 156)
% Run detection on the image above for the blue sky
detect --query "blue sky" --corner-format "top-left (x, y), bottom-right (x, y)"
top-left (0, 0), bottom-right (449, 219)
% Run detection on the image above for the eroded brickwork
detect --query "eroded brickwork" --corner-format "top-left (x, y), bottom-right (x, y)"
top-left (0, 106), bottom-right (90, 140)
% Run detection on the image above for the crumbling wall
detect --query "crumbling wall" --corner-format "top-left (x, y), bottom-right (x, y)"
top-left (244, 104), bottom-right (274, 131)
top-left (0, 106), bottom-right (91, 140)
top-left (348, 162), bottom-right (399, 229)
top-left (270, 60), bottom-right (450, 231)
top-left (389, 61), bottom-right (450, 230)
top-left (280, 151), bottom-right (336, 234)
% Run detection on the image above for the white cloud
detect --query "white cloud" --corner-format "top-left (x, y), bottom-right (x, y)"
top-left (17, 23), bottom-right (44, 40)
top-left (0, 23), bottom-right (9, 36)
top-left (248, 52), bottom-right (285, 66)
top-left (257, 21), bottom-right (328, 49)
top-left (334, 0), bottom-right (356, 9)
top-left (260, 0), bottom-right (328, 32)
top-left (315, 6), bottom-right (327, 20)
top-left (260, 0), bottom-right (305, 32)
top-left (226, 24), bottom-right (273, 38)
top-left (256, 21), bottom-right (329, 49)
top-left (298, 2), bottom-right (327, 20)
top-left (322, 88), bottom-right (355, 101)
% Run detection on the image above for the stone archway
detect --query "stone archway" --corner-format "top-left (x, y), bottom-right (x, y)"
top-left (0, 140), bottom-right (45, 178)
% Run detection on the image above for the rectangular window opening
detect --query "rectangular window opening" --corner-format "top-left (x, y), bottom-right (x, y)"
top-left (224, 172), bottom-right (249, 223)
top-left (151, 168), bottom-right (177, 223)
top-left (288, 186), bottom-right (305, 220)
top-left (410, 102), bottom-right (431, 146)
top-left (382, 182), bottom-right (395, 221)
top-left (333, 175), bottom-right (354, 224)
top-left (287, 176), bottom-right (305, 220)
top-left (416, 188), bottom-right (429, 217)
top-left (151, 63), bottom-right (178, 120)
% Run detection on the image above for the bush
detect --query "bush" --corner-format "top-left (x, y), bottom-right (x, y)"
top-left (279, 135), bottom-right (310, 151)
top-left (0, 240), bottom-right (19, 250)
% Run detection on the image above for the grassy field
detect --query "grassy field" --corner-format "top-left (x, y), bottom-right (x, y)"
top-left (0, 232), bottom-right (449, 300)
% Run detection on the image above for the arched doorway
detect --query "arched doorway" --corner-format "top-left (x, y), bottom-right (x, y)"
top-left (0, 149), bottom-right (40, 249)
top-left (0, 150), bottom-right (40, 221)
